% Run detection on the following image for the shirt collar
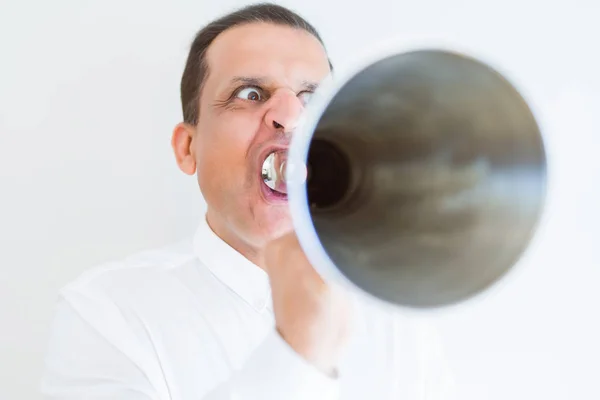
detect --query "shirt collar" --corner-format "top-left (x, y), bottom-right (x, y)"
top-left (193, 215), bottom-right (272, 313)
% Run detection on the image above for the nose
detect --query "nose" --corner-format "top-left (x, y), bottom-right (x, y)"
top-left (263, 89), bottom-right (304, 134)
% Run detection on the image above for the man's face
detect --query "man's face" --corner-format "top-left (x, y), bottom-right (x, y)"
top-left (190, 23), bottom-right (330, 249)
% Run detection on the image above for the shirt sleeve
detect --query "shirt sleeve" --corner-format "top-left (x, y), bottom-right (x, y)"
top-left (206, 329), bottom-right (340, 400)
top-left (40, 293), bottom-right (340, 400)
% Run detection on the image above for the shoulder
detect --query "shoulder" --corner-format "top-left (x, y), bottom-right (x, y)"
top-left (42, 240), bottom-right (204, 398)
top-left (58, 238), bottom-right (200, 311)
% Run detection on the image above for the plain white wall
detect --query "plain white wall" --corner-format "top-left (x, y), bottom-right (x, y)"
top-left (1, 0), bottom-right (598, 399)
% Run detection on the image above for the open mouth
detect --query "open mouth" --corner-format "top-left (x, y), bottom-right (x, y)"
top-left (259, 148), bottom-right (289, 203)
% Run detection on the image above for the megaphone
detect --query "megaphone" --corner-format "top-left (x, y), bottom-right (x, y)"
top-left (264, 42), bottom-right (547, 310)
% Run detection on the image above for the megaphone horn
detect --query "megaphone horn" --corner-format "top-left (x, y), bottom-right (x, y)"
top-left (265, 47), bottom-right (547, 310)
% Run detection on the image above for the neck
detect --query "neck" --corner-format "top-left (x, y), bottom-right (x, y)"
top-left (205, 208), bottom-right (266, 269)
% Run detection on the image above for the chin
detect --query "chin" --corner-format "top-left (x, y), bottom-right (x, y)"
top-left (255, 205), bottom-right (294, 242)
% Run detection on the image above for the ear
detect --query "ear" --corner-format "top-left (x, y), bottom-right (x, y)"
top-left (171, 122), bottom-right (197, 175)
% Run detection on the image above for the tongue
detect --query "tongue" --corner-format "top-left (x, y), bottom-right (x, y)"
top-left (272, 178), bottom-right (287, 195)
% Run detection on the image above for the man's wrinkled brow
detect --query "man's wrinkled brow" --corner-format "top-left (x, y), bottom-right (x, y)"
top-left (224, 76), bottom-right (321, 92)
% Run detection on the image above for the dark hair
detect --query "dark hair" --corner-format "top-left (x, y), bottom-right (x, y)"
top-left (180, 2), bottom-right (331, 125)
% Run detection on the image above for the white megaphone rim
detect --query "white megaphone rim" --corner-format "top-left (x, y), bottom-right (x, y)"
top-left (286, 33), bottom-right (549, 314)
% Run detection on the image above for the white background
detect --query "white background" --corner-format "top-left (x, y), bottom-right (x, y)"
top-left (1, 0), bottom-right (598, 399)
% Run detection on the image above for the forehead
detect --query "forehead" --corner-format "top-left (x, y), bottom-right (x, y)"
top-left (204, 22), bottom-right (330, 91)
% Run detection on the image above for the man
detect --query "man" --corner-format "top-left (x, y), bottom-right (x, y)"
top-left (41, 3), bottom-right (455, 399)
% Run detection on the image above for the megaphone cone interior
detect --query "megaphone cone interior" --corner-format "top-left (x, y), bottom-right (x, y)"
top-left (291, 49), bottom-right (547, 309)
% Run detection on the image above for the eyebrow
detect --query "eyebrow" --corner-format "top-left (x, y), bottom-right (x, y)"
top-left (226, 76), bottom-right (320, 92)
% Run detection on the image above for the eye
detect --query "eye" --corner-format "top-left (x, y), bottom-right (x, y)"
top-left (236, 87), bottom-right (262, 101)
top-left (298, 91), bottom-right (314, 105)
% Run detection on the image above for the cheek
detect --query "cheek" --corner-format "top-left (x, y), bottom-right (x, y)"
top-left (195, 112), bottom-right (258, 192)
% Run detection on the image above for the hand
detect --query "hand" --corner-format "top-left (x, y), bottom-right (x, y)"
top-left (262, 232), bottom-right (353, 377)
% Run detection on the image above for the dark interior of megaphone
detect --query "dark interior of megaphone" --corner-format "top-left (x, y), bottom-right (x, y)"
top-left (302, 49), bottom-right (547, 309)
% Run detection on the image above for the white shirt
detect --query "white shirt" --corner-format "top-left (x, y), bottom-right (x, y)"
top-left (40, 216), bottom-right (456, 400)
